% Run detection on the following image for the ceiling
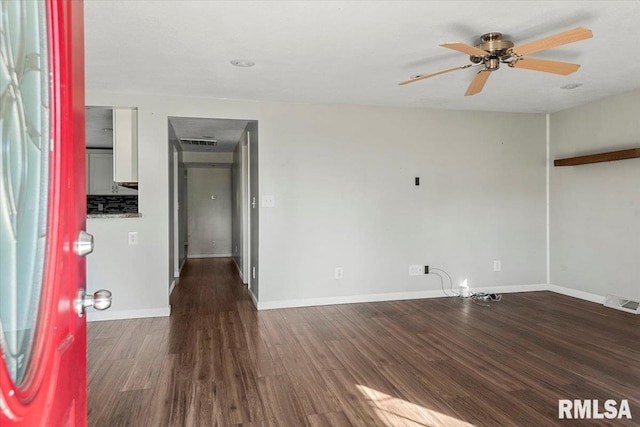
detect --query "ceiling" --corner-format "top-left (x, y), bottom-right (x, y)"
top-left (84, 1), bottom-right (640, 114)
top-left (168, 117), bottom-right (249, 152)
top-left (85, 106), bottom-right (113, 148)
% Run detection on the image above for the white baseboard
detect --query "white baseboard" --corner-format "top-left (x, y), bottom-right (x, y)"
top-left (256, 284), bottom-right (550, 311)
top-left (87, 307), bottom-right (170, 322)
top-left (472, 283), bottom-right (548, 294)
top-left (233, 258), bottom-right (245, 282)
top-left (187, 254), bottom-right (233, 259)
top-left (169, 278), bottom-right (179, 296)
top-left (249, 288), bottom-right (258, 308)
top-left (547, 284), bottom-right (606, 304)
top-left (257, 289), bottom-right (447, 310)
top-left (173, 259), bottom-right (185, 281)
top-left (84, 283), bottom-right (606, 320)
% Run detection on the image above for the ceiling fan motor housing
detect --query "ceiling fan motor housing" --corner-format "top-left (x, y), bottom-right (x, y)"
top-left (470, 32), bottom-right (514, 67)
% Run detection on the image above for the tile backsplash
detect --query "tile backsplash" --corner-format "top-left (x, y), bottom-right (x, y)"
top-left (87, 195), bottom-right (138, 214)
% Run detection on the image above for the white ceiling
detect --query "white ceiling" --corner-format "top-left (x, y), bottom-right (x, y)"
top-left (85, 106), bottom-right (113, 148)
top-left (85, 1), bottom-right (640, 114)
top-left (168, 117), bottom-right (249, 152)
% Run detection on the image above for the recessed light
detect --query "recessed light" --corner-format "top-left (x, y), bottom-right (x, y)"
top-left (230, 59), bottom-right (255, 68)
top-left (560, 83), bottom-right (582, 90)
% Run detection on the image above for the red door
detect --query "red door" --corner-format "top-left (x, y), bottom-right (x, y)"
top-left (0, 1), bottom-right (105, 425)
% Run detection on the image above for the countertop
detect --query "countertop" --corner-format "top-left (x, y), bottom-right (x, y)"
top-left (87, 212), bottom-right (142, 219)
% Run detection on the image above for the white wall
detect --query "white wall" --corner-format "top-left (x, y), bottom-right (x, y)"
top-left (187, 167), bottom-right (232, 257)
top-left (183, 151), bottom-right (233, 163)
top-left (550, 90), bottom-right (640, 301)
top-left (86, 216), bottom-right (170, 320)
top-left (85, 91), bottom-right (546, 318)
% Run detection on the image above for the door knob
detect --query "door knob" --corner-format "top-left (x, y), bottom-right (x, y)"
top-left (75, 289), bottom-right (112, 316)
top-left (74, 231), bottom-right (94, 256)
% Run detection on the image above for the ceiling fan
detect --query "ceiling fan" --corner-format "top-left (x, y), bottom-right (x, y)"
top-left (399, 27), bottom-right (593, 96)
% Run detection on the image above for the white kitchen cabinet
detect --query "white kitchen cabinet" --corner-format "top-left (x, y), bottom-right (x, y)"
top-left (113, 107), bottom-right (138, 183)
top-left (87, 149), bottom-right (137, 195)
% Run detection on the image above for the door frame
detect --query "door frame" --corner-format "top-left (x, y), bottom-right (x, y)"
top-left (246, 122), bottom-right (259, 303)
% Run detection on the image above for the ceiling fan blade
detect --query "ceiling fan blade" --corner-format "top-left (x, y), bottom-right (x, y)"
top-left (440, 42), bottom-right (488, 57)
top-left (511, 58), bottom-right (580, 75)
top-left (465, 69), bottom-right (491, 96)
top-left (510, 27), bottom-right (592, 56)
top-left (398, 64), bottom-right (471, 85)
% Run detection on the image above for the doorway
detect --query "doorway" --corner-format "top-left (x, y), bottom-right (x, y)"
top-left (167, 117), bottom-right (259, 304)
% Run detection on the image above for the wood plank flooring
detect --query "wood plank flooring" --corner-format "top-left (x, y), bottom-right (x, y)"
top-left (88, 258), bottom-right (640, 426)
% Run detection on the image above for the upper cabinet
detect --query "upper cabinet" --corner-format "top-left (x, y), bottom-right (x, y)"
top-left (113, 108), bottom-right (138, 183)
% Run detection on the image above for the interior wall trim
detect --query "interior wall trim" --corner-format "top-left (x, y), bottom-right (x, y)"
top-left (187, 254), bottom-right (233, 259)
top-left (85, 284), bottom-right (607, 319)
top-left (249, 288), bottom-right (258, 309)
top-left (547, 284), bottom-right (606, 304)
top-left (546, 113), bottom-right (551, 286)
top-left (169, 278), bottom-right (178, 296)
top-left (256, 284), bottom-right (549, 310)
top-left (233, 258), bottom-right (245, 283)
top-left (87, 307), bottom-right (171, 322)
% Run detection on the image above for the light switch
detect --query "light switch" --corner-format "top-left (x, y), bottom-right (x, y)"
top-left (262, 195), bottom-right (275, 208)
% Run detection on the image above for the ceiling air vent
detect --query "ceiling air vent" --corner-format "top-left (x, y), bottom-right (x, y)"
top-left (180, 138), bottom-right (218, 147)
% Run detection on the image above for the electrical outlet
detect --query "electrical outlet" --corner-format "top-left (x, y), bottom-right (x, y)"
top-left (212, 241), bottom-right (216, 246)
top-left (128, 231), bottom-right (138, 245)
top-left (334, 267), bottom-right (344, 279)
top-left (262, 195), bottom-right (275, 207)
top-left (493, 260), bottom-right (501, 272)
top-left (98, 203), bottom-right (104, 211)
top-left (409, 265), bottom-right (423, 276)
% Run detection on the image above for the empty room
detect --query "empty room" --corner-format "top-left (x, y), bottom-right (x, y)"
top-left (0, 1), bottom-right (638, 426)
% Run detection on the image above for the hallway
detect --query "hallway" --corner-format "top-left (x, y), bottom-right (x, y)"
top-left (87, 258), bottom-right (640, 426)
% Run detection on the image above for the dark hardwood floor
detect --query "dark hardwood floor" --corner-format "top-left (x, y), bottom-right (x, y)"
top-left (88, 258), bottom-right (640, 426)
